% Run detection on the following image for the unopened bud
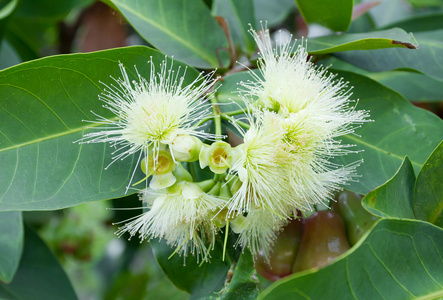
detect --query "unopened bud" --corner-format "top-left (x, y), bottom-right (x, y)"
top-left (199, 141), bottom-right (234, 174)
top-left (170, 134), bottom-right (203, 162)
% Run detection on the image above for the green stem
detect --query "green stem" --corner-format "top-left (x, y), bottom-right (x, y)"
top-left (220, 114), bottom-right (250, 130)
top-left (211, 97), bottom-right (223, 139)
top-left (224, 108), bottom-right (249, 116)
top-left (195, 115), bottom-right (215, 127)
top-left (188, 162), bottom-right (197, 182)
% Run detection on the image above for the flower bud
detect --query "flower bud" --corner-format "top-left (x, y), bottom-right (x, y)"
top-left (199, 141), bottom-right (234, 174)
top-left (170, 134), bottom-right (203, 162)
top-left (141, 150), bottom-right (176, 190)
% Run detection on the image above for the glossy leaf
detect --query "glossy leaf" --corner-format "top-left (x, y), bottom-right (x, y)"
top-left (334, 71), bottom-right (443, 195)
top-left (0, 0), bottom-right (18, 40)
top-left (0, 211), bottom-right (22, 283)
top-left (151, 239), bottom-right (230, 299)
top-left (0, 46), bottom-right (199, 211)
top-left (253, 0), bottom-right (295, 27)
top-left (110, 0), bottom-right (229, 69)
top-left (336, 29), bottom-right (443, 82)
top-left (415, 141), bottom-right (443, 227)
top-left (212, 0), bottom-right (256, 54)
top-left (295, 0), bottom-right (353, 31)
top-left (219, 248), bottom-right (259, 300)
top-left (260, 219), bottom-right (443, 300)
top-left (365, 0), bottom-right (413, 28)
top-left (381, 12), bottom-right (443, 32)
top-left (319, 56), bottom-right (443, 102)
top-left (0, 226), bottom-right (77, 300)
top-left (307, 28), bottom-right (418, 55)
top-left (363, 157), bottom-right (416, 219)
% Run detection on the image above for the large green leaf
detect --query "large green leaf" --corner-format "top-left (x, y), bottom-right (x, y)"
top-left (414, 141), bottom-right (443, 227)
top-left (0, 226), bottom-right (77, 299)
top-left (219, 249), bottom-right (259, 300)
top-left (260, 219), bottom-right (443, 299)
top-left (0, 211), bottom-right (22, 283)
top-left (0, 46), bottom-right (200, 211)
top-left (381, 12), bottom-right (443, 32)
top-left (365, 0), bottom-right (413, 28)
top-left (335, 71), bottom-right (443, 195)
top-left (363, 157), bottom-right (416, 219)
top-left (151, 238), bottom-right (230, 299)
top-left (253, 0), bottom-right (295, 28)
top-left (319, 56), bottom-right (443, 102)
top-left (336, 29), bottom-right (443, 82)
top-left (110, 0), bottom-right (229, 69)
top-left (295, 0), bottom-right (353, 32)
top-left (212, 0), bottom-right (256, 55)
top-left (307, 28), bottom-right (418, 55)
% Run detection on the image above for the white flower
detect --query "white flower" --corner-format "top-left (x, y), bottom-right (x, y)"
top-left (79, 57), bottom-right (217, 183)
top-left (236, 25), bottom-right (369, 211)
top-left (116, 181), bottom-right (226, 261)
top-left (228, 110), bottom-right (297, 217)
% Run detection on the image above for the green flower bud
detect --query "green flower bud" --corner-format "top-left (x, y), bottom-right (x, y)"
top-left (141, 150), bottom-right (176, 190)
top-left (170, 134), bottom-right (203, 162)
top-left (199, 141), bottom-right (234, 174)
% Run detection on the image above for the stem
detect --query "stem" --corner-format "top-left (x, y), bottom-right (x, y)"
top-left (195, 115), bottom-right (215, 127)
top-left (220, 114), bottom-right (250, 130)
top-left (188, 162), bottom-right (197, 182)
top-left (211, 97), bottom-right (223, 139)
top-left (224, 108), bottom-right (249, 116)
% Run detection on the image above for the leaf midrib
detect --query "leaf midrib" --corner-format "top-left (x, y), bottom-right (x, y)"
top-left (0, 120), bottom-right (114, 154)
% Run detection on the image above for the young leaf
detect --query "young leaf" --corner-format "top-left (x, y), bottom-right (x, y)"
top-left (0, 211), bottom-right (23, 283)
top-left (414, 141), bottom-right (443, 227)
top-left (110, 0), bottom-right (230, 69)
top-left (259, 219), bottom-right (443, 299)
top-left (336, 29), bottom-right (443, 82)
top-left (307, 28), bottom-right (418, 54)
top-left (295, 0), bottom-right (353, 32)
top-left (0, 226), bottom-right (77, 300)
top-left (0, 46), bottom-right (199, 211)
top-left (362, 157), bottom-right (416, 219)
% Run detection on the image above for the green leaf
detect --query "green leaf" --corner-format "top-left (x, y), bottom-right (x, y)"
top-left (367, 71), bottom-right (443, 102)
top-left (362, 157), bottom-right (416, 219)
top-left (110, 0), bottom-right (229, 69)
top-left (295, 0), bottom-right (353, 32)
top-left (0, 226), bottom-right (77, 300)
top-left (151, 238), bottom-right (230, 299)
top-left (0, 211), bottom-right (22, 283)
top-left (253, 0), bottom-right (295, 28)
top-left (415, 141), bottom-right (443, 227)
top-left (336, 29), bottom-right (443, 82)
top-left (319, 56), bottom-right (443, 102)
top-left (334, 71), bottom-right (443, 195)
top-left (259, 219), bottom-right (443, 300)
top-left (219, 248), bottom-right (259, 300)
top-left (0, 46), bottom-right (200, 211)
top-left (212, 0), bottom-right (256, 54)
top-left (307, 28), bottom-right (418, 55)
top-left (13, 0), bottom-right (93, 21)
top-left (381, 12), bottom-right (443, 32)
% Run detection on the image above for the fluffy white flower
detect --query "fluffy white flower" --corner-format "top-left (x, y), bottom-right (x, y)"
top-left (80, 58), bottom-right (217, 177)
top-left (116, 181), bottom-right (226, 260)
top-left (235, 26), bottom-right (369, 212)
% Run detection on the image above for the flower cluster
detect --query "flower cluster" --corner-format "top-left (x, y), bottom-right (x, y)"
top-left (82, 27), bottom-right (368, 262)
